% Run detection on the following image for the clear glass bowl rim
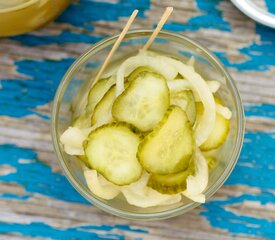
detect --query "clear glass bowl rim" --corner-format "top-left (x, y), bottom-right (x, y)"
top-left (51, 29), bottom-right (245, 220)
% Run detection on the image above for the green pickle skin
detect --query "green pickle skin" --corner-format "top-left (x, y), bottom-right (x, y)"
top-left (138, 106), bottom-right (195, 175)
top-left (147, 159), bottom-right (195, 194)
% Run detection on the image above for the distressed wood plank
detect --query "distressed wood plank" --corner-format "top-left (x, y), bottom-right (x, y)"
top-left (0, 0), bottom-right (274, 239)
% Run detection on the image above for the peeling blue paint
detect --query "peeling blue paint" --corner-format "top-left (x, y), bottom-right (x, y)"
top-left (163, 0), bottom-right (231, 32)
top-left (225, 132), bottom-right (275, 189)
top-left (0, 144), bottom-right (149, 238)
top-left (245, 103), bottom-right (275, 119)
top-left (7, 0), bottom-right (274, 74)
top-left (57, 0), bottom-right (150, 30)
top-left (0, 144), bottom-right (87, 204)
top-left (202, 132), bottom-right (275, 239)
top-left (10, 0), bottom-right (150, 46)
top-left (0, 222), bottom-right (147, 240)
top-left (0, 58), bottom-right (74, 118)
top-left (33, 111), bottom-right (51, 120)
top-left (79, 225), bottom-right (147, 234)
top-left (11, 31), bottom-right (103, 47)
top-left (266, 0), bottom-right (275, 14)
top-left (1, 0), bottom-right (275, 239)
top-left (0, 193), bottom-right (30, 200)
top-left (202, 194), bottom-right (275, 239)
top-left (214, 24), bottom-right (275, 71)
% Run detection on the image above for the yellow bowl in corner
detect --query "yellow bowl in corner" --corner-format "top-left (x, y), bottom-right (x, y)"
top-left (0, 0), bottom-right (72, 37)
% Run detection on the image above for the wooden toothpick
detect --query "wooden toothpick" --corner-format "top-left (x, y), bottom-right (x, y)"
top-left (142, 7), bottom-right (173, 51)
top-left (92, 9), bottom-right (139, 86)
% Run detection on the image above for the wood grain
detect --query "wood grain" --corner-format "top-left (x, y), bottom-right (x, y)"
top-left (0, 0), bottom-right (274, 239)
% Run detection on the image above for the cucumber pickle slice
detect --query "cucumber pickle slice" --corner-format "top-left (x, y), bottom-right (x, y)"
top-left (86, 77), bottom-right (115, 114)
top-left (147, 166), bottom-right (194, 194)
top-left (112, 71), bottom-right (170, 132)
top-left (73, 77), bottom-right (115, 128)
top-left (91, 85), bottom-right (116, 127)
top-left (138, 106), bottom-right (195, 175)
top-left (200, 113), bottom-right (230, 151)
top-left (84, 123), bottom-right (142, 185)
top-left (197, 97), bottom-right (230, 151)
top-left (126, 66), bottom-right (154, 82)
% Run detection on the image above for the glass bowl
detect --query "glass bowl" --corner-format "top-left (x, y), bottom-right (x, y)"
top-left (0, 0), bottom-right (72, 37)
top-left (51, 29), bottom-right (245, 220)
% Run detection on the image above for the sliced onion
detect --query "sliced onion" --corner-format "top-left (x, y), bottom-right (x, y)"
top-left (167, 79), bottom-right (190, 91)
top-left (159, 57), bottom-right (216, 145)
top-left (182, 193), bottom-right (205, 203)
top-left (101, 67), bottom-right (118, 79)
top-left (168, 79), bottom-right (220, 97)
top-left (121, 172), bottom-right (181, 208)
top-left (193, 81), bottom-right (219, 102)
top-left (60, 127), bottom-right (91, 155)
top-left (216, 104), bottom-right (232, 119)
top-left (123, 171), bottom-right (149, 191)
top-left (159, 195), bottom-right (182, 206)
top-left (138, 49), bottom-right (159, 57)
top-left (207, 81), bottom-right (220, 93)
top-left (182, 149), bottom-right (208, 203)
top-left (84, 169), bottom-right (120, 200)
top-left (116, 53), bottom-right (178, 96)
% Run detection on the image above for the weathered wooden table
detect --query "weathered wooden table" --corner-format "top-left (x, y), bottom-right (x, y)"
top-left (0, 0), bottom-right (274, 239)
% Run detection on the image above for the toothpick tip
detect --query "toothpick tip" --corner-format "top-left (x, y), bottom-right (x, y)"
top-left (142, 6), bottom-right (174, 51)
top-left (166, 7), bottom-right (173, 12)
top-left (131, 9), bottom-right (139, 19)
